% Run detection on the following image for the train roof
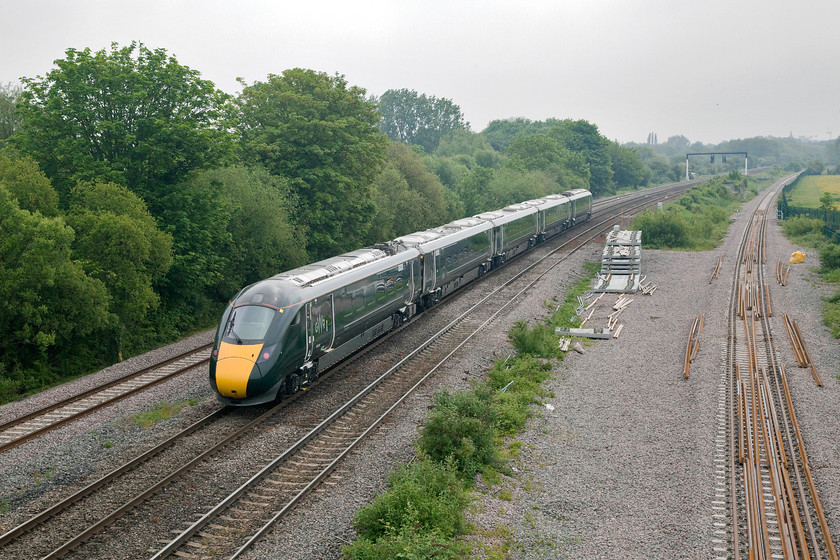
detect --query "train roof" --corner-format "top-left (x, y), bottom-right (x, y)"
top-left (521, 194), bottom-right (571, 211)
top-left (562, 189), bottom-right (592, 201)
top-left (474, 202), bottom-right (537, 226)
top-left (395, 216), bottom-right (493, 252)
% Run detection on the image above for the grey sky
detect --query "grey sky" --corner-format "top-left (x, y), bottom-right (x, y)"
top-left (3, 0), bottom-right (839, 145)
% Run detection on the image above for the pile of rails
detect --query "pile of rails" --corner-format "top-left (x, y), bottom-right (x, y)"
top-left (782, 313), bottom-right (822, 386)
top-left (775, 260), bottom-right (791, 285)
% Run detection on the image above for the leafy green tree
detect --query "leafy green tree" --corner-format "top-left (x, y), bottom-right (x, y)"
top-left (608, 142), bottom-right (649, 189)
top-left (807, 160), bottom-right (825, 176)
top-left (0, 184), bottom-right (111, 389)
top-left (481, 117), bottom-right (535, 150)
top-left (826, 137), bottom-right (840, 166)
top-left (376, 89), bottom-right (467, 153)
top-left (66, 182), bottom-right (172, 354)
top-left (0, 81), bottom-right (22, 143)
top-left (190, 165), bottom-right (309, 298)
top-left (819, 191), bottom-right (835, 211)
top-left (485, 167), bottom-right (553, 209)
top-left (13, 42), bottom-right (236, 205)
top-left (368, 143), bottom-right (454, 241)
top-left (152, 176), bottom-right (234, 336)
top-left (457, 166), bottom-right (494, 215)
top-left (237, 69), bottom-right (387, 259)
top-left (0, 154), bottom-right (59, 216)
top-left (548, 119), bottom-right (614, 196)
top-left (505, 133), bottom-right (564, 171)
top-left (434, 129), bottom-right (500, 168)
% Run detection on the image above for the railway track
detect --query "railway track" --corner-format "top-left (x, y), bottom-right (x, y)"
top-left (718, 174), bottom-right (838, 560)
top-left (0, 346), bottom-right (212, 454)
top-left (0, 179), bottom-right (698, 560)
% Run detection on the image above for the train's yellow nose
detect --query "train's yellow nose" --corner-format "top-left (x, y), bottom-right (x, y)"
top-left (215, 342), bottom-right (263, 398)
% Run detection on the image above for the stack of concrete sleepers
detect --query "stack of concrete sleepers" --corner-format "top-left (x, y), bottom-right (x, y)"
top-left (593, 228), bottom-right (641, 293)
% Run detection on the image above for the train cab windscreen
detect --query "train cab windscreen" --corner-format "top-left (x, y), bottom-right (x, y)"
top-left (224, 305), bottom-right (275, 342)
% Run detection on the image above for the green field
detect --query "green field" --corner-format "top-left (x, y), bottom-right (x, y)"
top-left (786, 176), bottom-right (840, 208)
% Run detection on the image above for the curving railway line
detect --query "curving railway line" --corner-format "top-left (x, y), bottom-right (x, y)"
top-left (719, 173), bottom-right (838, 560)
top-left (0, 179), bottom-right (698, 560)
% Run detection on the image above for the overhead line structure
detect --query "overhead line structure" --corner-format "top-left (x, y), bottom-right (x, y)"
top-left (686, 151), bottom-right (749, 180)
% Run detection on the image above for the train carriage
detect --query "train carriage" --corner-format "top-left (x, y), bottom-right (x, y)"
top-left (563, 188), bottom-right (593, 225)
top-left (475, 203), bottom-right (539, 267)
top-left (524, 194), bottom-right (572, 241)
top-left (395, 217), bottom-right (493, 307)
top-left (211, 243), bottom-right (421, 405)
top-left (210, 188), bottom-right (592, 406)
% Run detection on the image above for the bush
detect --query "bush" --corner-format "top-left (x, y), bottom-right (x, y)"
top-left (416, 389), bottom-right (498, 478)
top-left (351, 458), bottom-right (468, 542)
top-left (509, 320), bottom-right (559, 357)
top-left (486, 356), bottom-right (552, 435)
top-left (633, 209), bottom-right (690, 248)
top-left (783, 216), bottom-right (824, 237)
top-left (821, 243), bottom-right (840, 272)
top-left (343, 523), bottom-right (469, 560)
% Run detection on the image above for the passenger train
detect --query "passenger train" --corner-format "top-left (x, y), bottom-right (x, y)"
top-left (210, 189), bottom-right (592, 405)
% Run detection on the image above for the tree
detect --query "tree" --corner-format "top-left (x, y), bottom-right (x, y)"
top-left (434, 130), bottom-right (500, 168)
top-left (237, 69), bottom-right (387, 259)
top-left (66, 181), bottom-right (172, 354)
top-left (0, 81), bottom-right (22, 143)
top-left (368, 142), bottom-right (454, 241)
top-left (505, 134), bottom-right (564, 171)
top-left (376, 89), bottom-right (467, 153)
top-left (13, 42), bottom-right (236, 205)
top-left (0, 154), bottom-right (59, 216)
top-left (190, 165), bottom-right (309, 299)
top-left (608, 142), bottom-right (650, 189)
top-left (819, 191), bottom-right (835, 211)
top-left (482, 118), bottom-right (534, 151)
top-left (665, 135), bottom-right (690, 149)
top-left (547, 119), bottom-right (614, 196)
top-left (0, 184), bottom-right (111, 386)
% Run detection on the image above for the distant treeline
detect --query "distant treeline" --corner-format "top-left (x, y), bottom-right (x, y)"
top-left (0, 43), bottom-right (817, 401)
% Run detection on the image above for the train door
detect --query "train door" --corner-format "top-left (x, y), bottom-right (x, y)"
top-left (311, 295), bottom-right (335, 352)
top-left (303, 302), bottom-right (314, 362)
top-left (424, 251), bottom-right (437, 292)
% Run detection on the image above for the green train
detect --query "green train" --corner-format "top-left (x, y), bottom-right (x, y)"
top-left (210, 189), bottom-right (591, 405)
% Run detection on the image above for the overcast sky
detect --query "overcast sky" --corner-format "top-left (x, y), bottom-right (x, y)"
top-left (3, 0), bottom-right (839, 145)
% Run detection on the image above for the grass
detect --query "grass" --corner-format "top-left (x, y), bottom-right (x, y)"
top-left (786, 175), bottom-right (840, 208)
top-left (129, 398), bottom-right (198, 430)
top-left (781, 217), bottom-right (840, 340)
